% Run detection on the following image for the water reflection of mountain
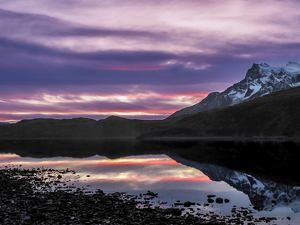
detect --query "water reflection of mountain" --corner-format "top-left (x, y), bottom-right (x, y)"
top-left (172, 157), bottom-right (300, 212)
top-left (0, 138), bottom-right (300, 186)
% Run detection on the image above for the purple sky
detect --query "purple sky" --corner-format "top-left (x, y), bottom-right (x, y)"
top-left (1, 0), bottom-right (300, 122)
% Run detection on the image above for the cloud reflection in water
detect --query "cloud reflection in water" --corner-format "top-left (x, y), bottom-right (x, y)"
top-left (0, 153), bottom-right (229, 193)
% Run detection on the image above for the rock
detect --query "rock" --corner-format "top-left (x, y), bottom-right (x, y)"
top-left (184, 201), bottom-right (192, 207)
top-left (0, 166), bottom-right (283, 224)
top-left (216, 198), bottom-right (223, 204)
top-left (207, 198), bottom-right (214, 203)
top-left (24, 216), bottom-right (31, 221)
top-left (174, 203), bottom-right (183, 206)
top-left (207, 195), bottom-right (216, 198)
top-left (183, 201), bottom-right (195, 207)
top-left (141, 207), bottom-right (153, 212)
top-left (143, 191), bottom-right (158, 197)
top-left (271, 199), bottom-right (277, 206)
top-left (164, 208), bottom-right (182, 216)
top-left (30, 207), bottom-right (38, 214)
top-left (224, 199), bottom-right (230, 203)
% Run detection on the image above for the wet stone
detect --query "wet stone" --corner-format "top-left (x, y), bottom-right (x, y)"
top-left (0, 165), bottom-right (282, 225)
top-left (183, 201), bottom-right (195, 207)
top-left (207, 195), bottom-right (216, 198)
top-left (207, 198), bottom-right (214, 203)
top-left (174, 202), bottom-right (183, 206)
top-left (216, 197), bottom-right (224, 204)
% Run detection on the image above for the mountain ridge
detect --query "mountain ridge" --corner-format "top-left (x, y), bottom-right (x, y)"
top-left (0, 116), bottom-right (164, 138)
top-left (141, 85), bottom-right (300, 137)
top-left (170, 62), bottom-right (300, 118)
top-left (1, 85), bottom-right (300, 138)
top-left (1, 72), bottom-right (300, 138)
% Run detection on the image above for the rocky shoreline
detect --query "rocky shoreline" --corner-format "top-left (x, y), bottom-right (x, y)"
top-left (0, 166), bottom-right (280, 224)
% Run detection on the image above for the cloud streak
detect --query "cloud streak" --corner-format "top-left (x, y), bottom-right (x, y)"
top-left (0, 91), bottom-right (208, 122)
top-left (0, 0), bottom-right (300, 121)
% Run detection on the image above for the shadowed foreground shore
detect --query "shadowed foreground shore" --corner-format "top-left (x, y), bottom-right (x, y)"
top-left (0, 166), bottom-right (281, 225)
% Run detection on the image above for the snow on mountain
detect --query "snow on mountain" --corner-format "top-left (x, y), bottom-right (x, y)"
top-left (170, 62), bottom-right (300, 118)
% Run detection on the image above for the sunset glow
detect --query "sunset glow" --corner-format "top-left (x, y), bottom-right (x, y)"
top-left (0, 92), bottom-right (208, 122)
top-left (0, 154), bottom-right (211, 187)
top-left (0, 0), bottom-right (300, 121)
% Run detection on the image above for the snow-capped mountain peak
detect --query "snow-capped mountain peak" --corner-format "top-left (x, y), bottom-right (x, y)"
top-left (286, 61), bottom-right (300, 73)
top-left (169, 62), bottom-right (300, 118)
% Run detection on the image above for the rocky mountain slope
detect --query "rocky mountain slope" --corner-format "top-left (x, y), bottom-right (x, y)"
top-left (170, 62), bottom-right (300, 118)
top-left (142, 86), bottom-right (300, 137)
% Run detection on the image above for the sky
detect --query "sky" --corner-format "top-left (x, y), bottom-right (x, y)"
top-left (1, 0), bottom-right (300, 122)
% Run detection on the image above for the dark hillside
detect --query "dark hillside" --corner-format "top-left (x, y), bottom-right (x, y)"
top-left (0, 116), bottom-right (164, 138)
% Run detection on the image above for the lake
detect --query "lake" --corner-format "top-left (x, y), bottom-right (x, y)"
top-left (0, 138), bottom-right (299, 224)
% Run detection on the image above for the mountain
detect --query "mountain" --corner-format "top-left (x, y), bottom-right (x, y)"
top-left (170, 62), bottom-right (300, 118)
top-left (2, 85), bottom-right (300, 138)
top-left (0, 116), bottom-right (163, 138)
top-left (2, 70), bottom-right (300, 139)
top-left (141, 85), bottom-right (300, 137)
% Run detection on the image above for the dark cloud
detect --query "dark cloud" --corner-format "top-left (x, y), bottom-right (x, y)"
top-left (0, 36), bottom-right (176, 63)
top-left (48, 27), bottom-right (166, 39)
top-left (0, 8), bottom-right (59, 24)
top-left (1, 8), bottom-right (300, 90)
top-left (0, 8), bottom-right (67, 36)
top-left (221, 41), bottom-right (300, 57)
top-left (0, 8), bottom-right (166, 40)
top-left (1, 31), bottom-right (299, 92)
top-left (0, 63), bottom-right (215, 86)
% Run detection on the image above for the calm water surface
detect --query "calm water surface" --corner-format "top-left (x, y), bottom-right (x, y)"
top-left (1, 151), bottom-right (299, 224)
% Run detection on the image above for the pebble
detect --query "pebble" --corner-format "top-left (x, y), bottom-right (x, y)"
top-left (0, 166), bottom-right (285, 225)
